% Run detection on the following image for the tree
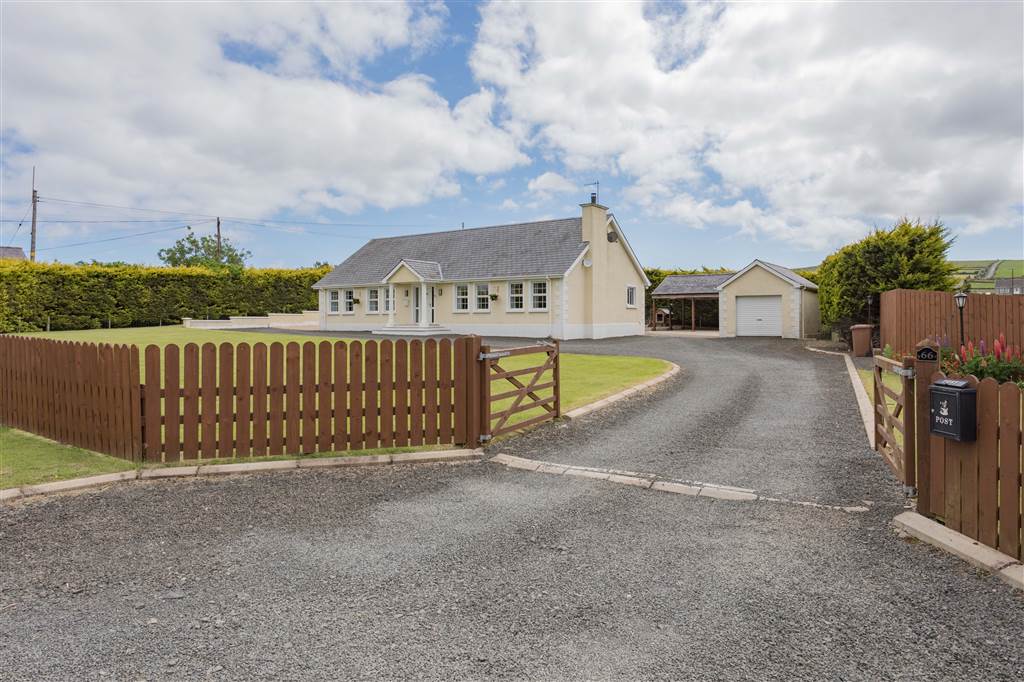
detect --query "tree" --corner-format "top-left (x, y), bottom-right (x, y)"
top-left (157, 231), bottom-right (251, 269)
top-left (816, 218), bottom-right (958, 331)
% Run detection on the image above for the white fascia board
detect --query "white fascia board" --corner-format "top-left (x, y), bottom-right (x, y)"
top-left (382, 259), bottom-right (425, 284)
top-left (716, 260), bottom-right (807, 291)
top-left (606, 214), bottom-right (651, 287)
top-left (563, 245), bottom-right (591, 277)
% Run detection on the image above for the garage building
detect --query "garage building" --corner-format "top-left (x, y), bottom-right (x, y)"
top-left (717, 260), bottom-right (819, 338)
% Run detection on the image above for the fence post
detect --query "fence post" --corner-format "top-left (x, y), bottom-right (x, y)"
top-left (477, 340), bottom-right (491, 446)
top-left (552, 339), bottom-right (561, 418)
top-left (900, 355), bottom-right (916, 490)
top-left (458, 336), bottom-right (483, 447)
top-left (913, 341), bottom-right (938, 516)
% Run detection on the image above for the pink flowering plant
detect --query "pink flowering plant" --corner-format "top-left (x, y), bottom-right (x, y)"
top-left (938, 333), bottom-right (1024, 387)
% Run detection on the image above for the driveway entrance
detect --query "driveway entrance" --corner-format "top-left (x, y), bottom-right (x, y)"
top-left (2, 337), bottom-right (1021, 680)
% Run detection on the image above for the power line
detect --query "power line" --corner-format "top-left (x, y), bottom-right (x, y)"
top-left (36, 220), bottom-right (213, 252)
top-left (222, 219), bottom-right (370, 240)
top-left (4, 204), bottom-right (32, 246)
top-left (0, 218), bottom-right (194, 224)
top-left (38, 195), bottom-right (438, 230)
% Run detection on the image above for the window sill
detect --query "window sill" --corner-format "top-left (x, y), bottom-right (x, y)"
top-left (327, 311), bottom-right (340, 316)
top-left (453, 310), bottom-right (470, 314)
top-left (528, 308), bottom-right (549, 313)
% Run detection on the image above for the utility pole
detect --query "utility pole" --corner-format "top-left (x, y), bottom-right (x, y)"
top-left (215, 217), bottom-right (222, 263)
top-left (29, 167), bottom-right (38, 261)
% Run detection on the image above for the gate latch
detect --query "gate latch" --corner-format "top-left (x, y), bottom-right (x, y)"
top-left (893, 367), bottom-right (915, 379)
top-left (479, 434), bottom-right (492, 443)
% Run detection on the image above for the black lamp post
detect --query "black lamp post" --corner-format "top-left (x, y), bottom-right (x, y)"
top-left (954, 290), bottom-right (968, 347)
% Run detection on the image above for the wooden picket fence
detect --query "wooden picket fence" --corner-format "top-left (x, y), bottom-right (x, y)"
top-left (0, 336), bottom-right (142, 458)
top-left (874, 343), bottom-right (1023, 560)
top-left (880, 289), bottom-right (1024, 354)
top-left (0, 335), bottom-right (561, 463)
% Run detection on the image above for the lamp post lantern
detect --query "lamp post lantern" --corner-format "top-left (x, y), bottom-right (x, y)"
top-left (954, 290), bottom-right (968, 347)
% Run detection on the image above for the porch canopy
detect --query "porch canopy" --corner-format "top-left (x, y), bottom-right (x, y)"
top-left (650, 273), bottom-right (733, 330)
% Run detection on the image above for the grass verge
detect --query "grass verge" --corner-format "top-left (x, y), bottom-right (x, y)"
top-left (1, 427), bottom-right (135, 489)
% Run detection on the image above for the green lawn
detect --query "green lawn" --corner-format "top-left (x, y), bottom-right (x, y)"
top-left (0, 427), bottom-right (135, 489)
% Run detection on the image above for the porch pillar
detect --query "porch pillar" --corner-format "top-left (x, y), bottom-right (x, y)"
top-left (418, 284), bottom-right (429, 328)
top-left (387, 284), bottom-right (396, 327)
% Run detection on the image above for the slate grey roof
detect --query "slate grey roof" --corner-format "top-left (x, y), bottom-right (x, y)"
top-left (758, 261), bottom-right (818, 290)
top-left (0, 246), bottom-right (26, 260)
top-left (399, 259), bottom-right (443, 281)
top-left (652, 273), bottom-right (733, 296)
top-left (315, 218), bottom-right (587, 288)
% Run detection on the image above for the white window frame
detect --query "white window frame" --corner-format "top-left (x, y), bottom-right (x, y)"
top-left (343, 289), bottom-right (355, 314)
top-left (530, 281), bottom-right (548, 312)
top-left (626, 285), bottom-right (637, 308)
top-left (507, 281), bottom-right (525, 312)
top-left (383, 287), bottom-right (392, 313)
top-left (475, 283), bottom-right (490, 312)
top-left (328, 290), bottom-right (340, 314)
top-left (454, 284), bottom-right (470, 313)
top-left (367, 288), bottom-right (379, 313)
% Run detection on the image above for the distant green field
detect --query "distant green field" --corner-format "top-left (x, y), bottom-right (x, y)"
top-left (993, 260), bottom-right (1024, 278)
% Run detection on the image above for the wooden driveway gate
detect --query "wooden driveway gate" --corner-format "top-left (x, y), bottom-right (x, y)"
top-left (873, 353), bottom-right (916, 487)
top-left (478, 340), bottom-right (561, 442)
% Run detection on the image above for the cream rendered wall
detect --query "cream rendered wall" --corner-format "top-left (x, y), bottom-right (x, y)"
top-left (570, 203), bottom-right (646, 338)
top-left (801, 289), bottom-right (820, 338)
top-left (718, 266), bottom-right (799, 338)
top-left (433, 279), bottom-right (560, 337)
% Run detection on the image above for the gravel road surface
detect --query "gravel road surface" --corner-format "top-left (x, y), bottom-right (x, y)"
top-left (2, 336), bottom-right (1021, 681)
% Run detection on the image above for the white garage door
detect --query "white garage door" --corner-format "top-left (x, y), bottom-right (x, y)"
top-left (736, 296), bottom-right (782, 337)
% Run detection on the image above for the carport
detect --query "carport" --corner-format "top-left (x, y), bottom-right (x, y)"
top-left (649, 273), bottom-right (733, 331)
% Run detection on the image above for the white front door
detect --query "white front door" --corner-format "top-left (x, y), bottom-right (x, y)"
top-left (736, 295), bottom-right (782, 336)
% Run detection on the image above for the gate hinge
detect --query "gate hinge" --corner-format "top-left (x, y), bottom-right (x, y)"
top-left (893, 367), bottom-right (915, 379)
top-left (479, 434), bottom-right (492, 443)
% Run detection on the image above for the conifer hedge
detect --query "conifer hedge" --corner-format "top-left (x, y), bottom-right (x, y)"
top-left (0, 261), bottom-right (329, 332)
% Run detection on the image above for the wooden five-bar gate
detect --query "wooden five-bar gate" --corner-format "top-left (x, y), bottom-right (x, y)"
top-left (873, 344), bottom-right (1023, 561)
top-left (0, 334), bottom-right (561, 463)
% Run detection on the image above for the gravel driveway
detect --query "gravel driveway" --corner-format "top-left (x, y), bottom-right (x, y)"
top-left (2, 336), bottom-right (1021, 681)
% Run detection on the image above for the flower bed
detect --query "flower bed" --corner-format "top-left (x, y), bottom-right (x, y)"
top-left (933, 333), bottom-right (1024, 387)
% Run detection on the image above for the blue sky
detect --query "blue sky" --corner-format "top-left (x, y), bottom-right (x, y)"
top-left (2, 2), bottom-right (1021, 270)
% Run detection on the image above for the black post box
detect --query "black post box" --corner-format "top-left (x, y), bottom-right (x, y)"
top-left (928, 379), bottom-right (976, 442)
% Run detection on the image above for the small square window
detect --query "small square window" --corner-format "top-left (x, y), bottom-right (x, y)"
top-left (626, 286), bottom-right (637, 308)
top-left (368, 288), bottom-right (379, 313)
top-left (344, 289), bottom-right (355, 313)
top-left (329, 290), bottom-right (339, 313)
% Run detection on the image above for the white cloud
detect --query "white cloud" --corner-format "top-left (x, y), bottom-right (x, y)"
top-left (499, 198), bottom-right (520, 210)
top-left (526, 171), bottom-right (578, 198)
top-left (472, 1), bottom-right (1023, 249)
top-left (0, 3), bottom-right (526, 231)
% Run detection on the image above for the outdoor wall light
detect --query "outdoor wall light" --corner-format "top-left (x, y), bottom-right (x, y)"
top-left (954, 290), bottom-right (968, 346)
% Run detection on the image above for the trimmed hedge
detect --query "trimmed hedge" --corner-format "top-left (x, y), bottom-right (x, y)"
top-left (0, 261), bottom-right (330, 332)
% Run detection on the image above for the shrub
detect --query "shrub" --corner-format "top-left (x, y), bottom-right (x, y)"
top-left (0, 261), bottom-right (330, 332)
top-left (816, 218), bottom-right (958, 333)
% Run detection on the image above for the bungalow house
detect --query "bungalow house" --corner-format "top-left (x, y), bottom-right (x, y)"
top-left (313, 197), bottom-right (649, 339)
